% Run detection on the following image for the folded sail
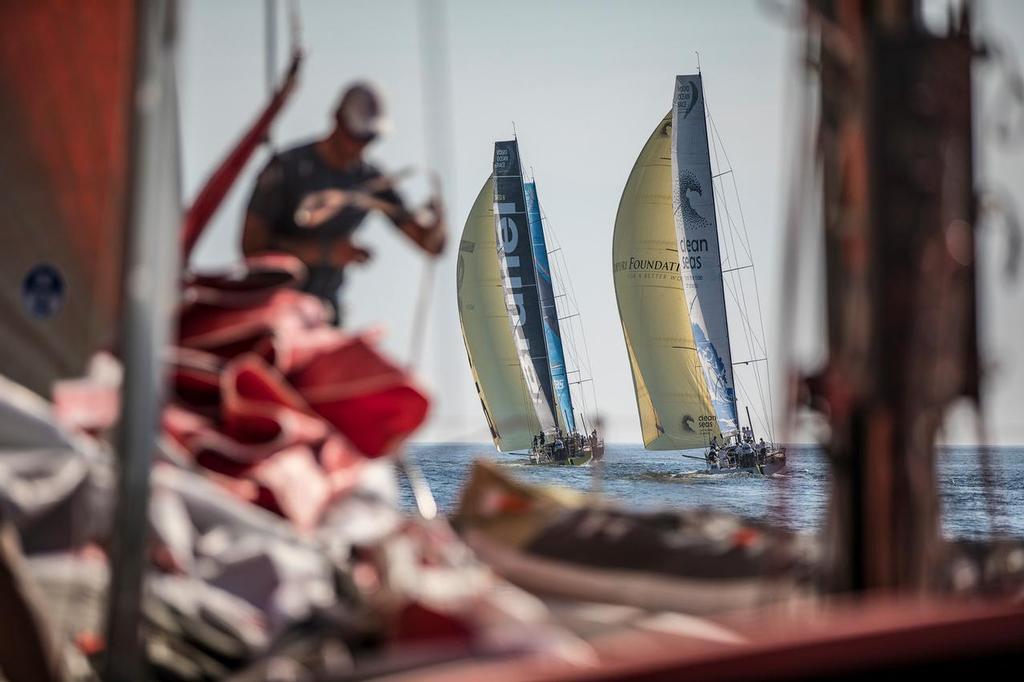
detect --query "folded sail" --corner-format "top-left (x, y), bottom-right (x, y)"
top-left (457, 177), bottom-right (542, 451)
top-left (0, 1), bottom-right (136, 397)
top-left (524, 181), bottom-right (576, 433)
top-left (671, 74), bottom-right (739, 434)
top-left (613, 113), bottom-right (720, 449)
top-left (493, 140), bottom-right (557, 434)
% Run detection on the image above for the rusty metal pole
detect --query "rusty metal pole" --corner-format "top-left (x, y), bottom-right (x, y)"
top-left (811, 0), bottom-right (979, 592)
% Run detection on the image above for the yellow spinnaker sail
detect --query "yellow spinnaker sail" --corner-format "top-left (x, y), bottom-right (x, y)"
top-left (613, 113), bottom-right (720, 449)
top-left (458, 176), bottom-right (540, 451)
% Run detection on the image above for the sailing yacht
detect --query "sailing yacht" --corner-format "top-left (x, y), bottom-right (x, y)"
top-left (458, 138), bottom-right (603, 465)
top-left (613, 74), bottom-right (784, 475)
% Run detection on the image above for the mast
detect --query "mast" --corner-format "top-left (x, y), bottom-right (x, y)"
top-left (104, 0), bottom-right (182, 679)
top-left (806, 0), bottom-right (978, 591)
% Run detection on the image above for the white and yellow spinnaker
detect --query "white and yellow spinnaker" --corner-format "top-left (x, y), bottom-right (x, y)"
top-left (457, 176), bottom-right (541, 451)
top-left (612, 113), bottom-right (720, 449)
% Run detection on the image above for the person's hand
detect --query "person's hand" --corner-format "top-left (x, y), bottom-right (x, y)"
top-left (295, 189), bottom-right (349, 229)
top-left (420, 197), bottom-right (447, 256)
top-left (426, 196), bottom-right (444, 225)
top-left (329, 238), bottom-right (372, 266)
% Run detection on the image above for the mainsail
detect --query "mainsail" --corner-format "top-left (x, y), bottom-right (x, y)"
top-left (492, 140), bottom-right (557, 433)
top-left (457, 177), bottom-right (544, 451)
top-left (671, 74), bottom-right (739, 434)
top-left (613, 112), bottom-right (720, 449)
top-left (524, 181), bottom-right (576, 433)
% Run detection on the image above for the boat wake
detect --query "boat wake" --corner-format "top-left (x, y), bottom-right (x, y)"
top-left (632, 470), bottom-right (757, 483)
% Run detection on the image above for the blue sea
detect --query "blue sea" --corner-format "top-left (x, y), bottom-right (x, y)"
top-left (403, 444), bottom-right (1024, 539)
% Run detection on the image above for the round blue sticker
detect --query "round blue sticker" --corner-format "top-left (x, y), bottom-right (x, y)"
top-left (22, 263), bottom-right (65, 319)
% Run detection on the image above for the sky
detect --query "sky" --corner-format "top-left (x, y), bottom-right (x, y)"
top-left (180, 0), bottom-right (1024, 446)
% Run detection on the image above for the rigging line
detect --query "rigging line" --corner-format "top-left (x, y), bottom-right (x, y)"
top-left (551, 247), bottom-right (595, 385)
top-left (729, 174), bottom-right (777, 439)
top-left (723, 266), bottom-right (767, 359)
top-left (703, 104), bottom-right (742, 265)
top-left (516, 154), bottom-right (586, 429)
top-left (710, 142), bottom-right (754, 268)
top-left (704, 105), bottom-right (765, 340)
top-left (706, 97), bottom-right (777, 439)
top-left (712, 169), bottom-right (733, 179)
top-left (735, 374), bottom-right (770, 440)
top-left (737, 360), bottom-right (770, 434)
top-left (556, 285), bottom-right (593, 421)
top-left (712, 179), bottom-right (749, 268)
top-left (741, 377), bottom-right (770, 442)
top-left (702, 91), bottom-right (769, 397)
top-left (707, 142), bottom-right (758, 334)
top-left (537, 209), bottom-right (592, 379)
top-left (704, 90), bottom-right (756, 267)
top-left (723, 264), bottom-right (754, 274)
top-left (528, 183), bottom-right (599, 423)
top-left (740, 375), bottom-right (769, 435)
top-left (407, 259), bottom-right (436, 369)
top-left (723, 274), bottom-right (770, 419)
top-left (408, 0), bottom-right (457, 514)
top-left (719, 238), bottom-right (763, 364)
top-left (707, 100), bottom-right (756, 259)
top-left (720, 229), bottom-right (770, 414)
top-left (722, 274), bottom-right (771, 432)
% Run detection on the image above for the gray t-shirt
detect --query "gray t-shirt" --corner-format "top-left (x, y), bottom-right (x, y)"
top-left (247, 141), bottom-right (403, 309)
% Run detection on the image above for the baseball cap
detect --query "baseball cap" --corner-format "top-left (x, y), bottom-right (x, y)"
top-left (336, 81), bottom-right (391, 140)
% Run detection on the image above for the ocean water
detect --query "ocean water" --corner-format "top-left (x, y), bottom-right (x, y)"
top-left (403, 443), bottom-right (1024, 539)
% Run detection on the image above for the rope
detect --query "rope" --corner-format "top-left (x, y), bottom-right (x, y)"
top-left (701, 81), bottom-right (778, 444)
top-left (393, 0), bottom-right (459, 519)
top-left (181, 52), bottom-right (302, 261)
top-left (407, 257), bottom-right (436, 369)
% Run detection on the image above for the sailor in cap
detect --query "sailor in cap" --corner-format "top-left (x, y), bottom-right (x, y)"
top-left (243, 81), bottom-right (446, 324)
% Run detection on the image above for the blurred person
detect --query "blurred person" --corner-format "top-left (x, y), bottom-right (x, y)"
top-left (242, 81), bottom-right (445, 324)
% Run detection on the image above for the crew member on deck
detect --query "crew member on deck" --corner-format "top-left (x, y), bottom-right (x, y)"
top-left (242, 82), bottom-right (446, 324)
